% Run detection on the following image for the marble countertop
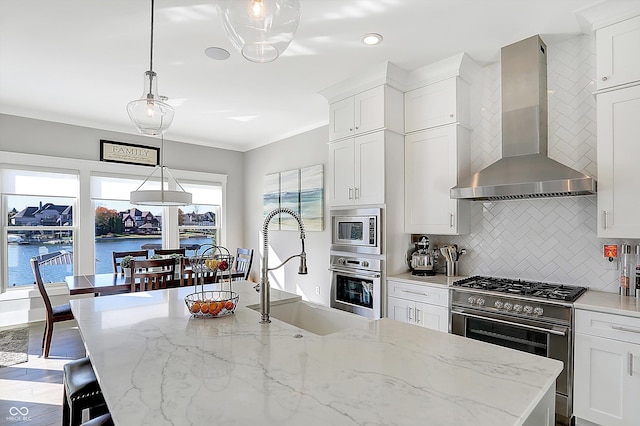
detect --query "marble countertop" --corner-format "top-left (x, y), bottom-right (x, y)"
top-left (575, 290), bottom-right (640, 319)
top-left (70, 281), bottom-right (562, 425)
top-left (387, 272), bottom-right (466, 287)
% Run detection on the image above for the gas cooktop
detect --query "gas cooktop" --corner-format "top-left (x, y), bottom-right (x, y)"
top-left (452, 276), bottom-right (587, 302)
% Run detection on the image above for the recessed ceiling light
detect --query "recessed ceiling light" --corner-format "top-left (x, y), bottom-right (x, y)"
top-left (362, 33), bottom-right (383, 45)
top-left (205, 47), bottom-right (231, 60)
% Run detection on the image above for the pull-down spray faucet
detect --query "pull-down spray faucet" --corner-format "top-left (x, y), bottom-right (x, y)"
top-left (259, 207), bottom-right (307, 323)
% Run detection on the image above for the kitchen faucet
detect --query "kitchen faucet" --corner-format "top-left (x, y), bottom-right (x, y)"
top-left (258, 207), bottom-right (307, 323)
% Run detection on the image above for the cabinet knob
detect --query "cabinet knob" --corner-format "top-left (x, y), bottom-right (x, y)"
top-left (602, 76), bottom-right (608, 81)
top-left (449, 114), bottom-right (454, 118)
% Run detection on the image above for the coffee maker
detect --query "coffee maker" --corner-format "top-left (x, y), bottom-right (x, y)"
top-left (407, 235), bottom-right (437, 276)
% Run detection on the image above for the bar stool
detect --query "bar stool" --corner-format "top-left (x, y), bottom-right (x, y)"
top-left (63, 357), bottom-right (108, 426)
top-left (80, 413), bottom-right (113, 426)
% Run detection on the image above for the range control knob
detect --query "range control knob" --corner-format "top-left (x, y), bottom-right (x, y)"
top-left (533, 307), bottom-right (544, 316)
top-left (494, 301), bottom-right (504, 309)
top-left (337, 258), bottom-right (346, 265)
top-left (361, 260), bottom-right (369, 267)
top-left (503, 302), bottom-right (513, 311)
top-left (513, 304), bottom-right (523, 313)
top-left (523, 305), bottom-right (533, 314)
top-left (476, 298), bottom-right (485, 307)
top-left (468, 296), bottom-right (477, 305)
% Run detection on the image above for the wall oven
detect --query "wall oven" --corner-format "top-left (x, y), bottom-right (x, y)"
top-left (449, 276), bottom-right (587, 425)
top-left (330, 207), bottom-right (381, 255)
top-left (329, 255), bottom-right (383, 319)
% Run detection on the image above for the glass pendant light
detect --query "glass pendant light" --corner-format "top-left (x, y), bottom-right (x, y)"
top-left (127, 0), bottom-right (174, 135)
top-left (217, 0), bottom-right (301, 63)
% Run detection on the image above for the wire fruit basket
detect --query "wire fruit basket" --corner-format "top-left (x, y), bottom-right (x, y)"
top-left (185, 245), bottom-right (237, 318)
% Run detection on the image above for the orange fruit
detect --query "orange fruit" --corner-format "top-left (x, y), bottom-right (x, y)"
top-left (224, 300), bottom-right (235, 311)
top-left (190, 302), bottom-right (201, 313)
top-left (200, 303), bottom-right (209, 313)
top-left (209, 301), bottom-right (219, 314)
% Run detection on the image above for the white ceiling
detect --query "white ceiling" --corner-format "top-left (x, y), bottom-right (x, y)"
top-left (0, 0), bottom-right (636, 152)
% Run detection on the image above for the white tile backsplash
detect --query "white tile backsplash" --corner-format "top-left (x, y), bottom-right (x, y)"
top-left (431, 35), bottom-right (638, 292)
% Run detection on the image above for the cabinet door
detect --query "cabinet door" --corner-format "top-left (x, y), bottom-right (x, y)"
top-left (387, 296), bottom-right (414, 324)
top-left (574, 334), bottom-right (640, 426)
top-left (329, 139), bottom-right (355, 206)
top-left (329, 96), bottom-right (355, 141)
top-left (597, 85), bottom-right (640, 238)
top-left (415, 301), bottom-right (449, 332)
top-left (405, 78), bottom-right (460, 132)
top-left (354, 132), bottom-right (385, 205)
top-left (405, 125), bottom-right (469, 235)
top-left (596, 15), bottom-right (640, 90)
top-left (354, 85), bottom-right (385, 135)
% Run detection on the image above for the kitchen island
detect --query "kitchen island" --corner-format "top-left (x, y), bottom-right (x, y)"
top-left (70, 281), bottom-right (561, 425)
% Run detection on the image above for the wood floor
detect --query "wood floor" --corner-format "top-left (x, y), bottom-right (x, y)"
top-left (0, 321), bottom-right (85, 426)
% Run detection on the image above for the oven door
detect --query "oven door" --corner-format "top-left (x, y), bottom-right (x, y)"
top-left (451, 306), bottom-right (571, 418)
top-left (330, 267), bottom-right (381, 319)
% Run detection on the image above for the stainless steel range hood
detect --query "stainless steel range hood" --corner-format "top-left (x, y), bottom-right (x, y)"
top-left (451, 35), bottom-right (596, 201)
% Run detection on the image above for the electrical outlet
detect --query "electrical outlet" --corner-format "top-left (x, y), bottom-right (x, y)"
top-left (315, 286), bottom-right (320, 295)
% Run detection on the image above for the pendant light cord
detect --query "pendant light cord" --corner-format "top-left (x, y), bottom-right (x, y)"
top-left (149, 0), bottom-right (155, 73)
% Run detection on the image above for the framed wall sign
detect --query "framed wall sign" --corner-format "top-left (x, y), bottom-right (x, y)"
top-left (100, 139), bottom-right (159, 167)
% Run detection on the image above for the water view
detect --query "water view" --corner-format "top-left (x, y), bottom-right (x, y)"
top-left (7, 236), bottom-right (213, 287)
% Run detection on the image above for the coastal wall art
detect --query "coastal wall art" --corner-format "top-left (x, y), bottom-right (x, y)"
top-left (262, 165), bottom-right (324, 232)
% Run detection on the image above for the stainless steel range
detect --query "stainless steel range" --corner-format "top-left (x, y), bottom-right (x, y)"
top-left (450, 276), bottom-right (587, 425)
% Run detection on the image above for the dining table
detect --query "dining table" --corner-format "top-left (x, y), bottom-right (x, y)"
top-left (65, 269), bottom-right (245, 296)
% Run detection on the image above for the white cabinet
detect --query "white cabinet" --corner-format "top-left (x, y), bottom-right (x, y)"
top-left (574, 310), bottom-right (640, 426)
top-left (596, 84), bottom-right (640, 238)
top-left (404, 77), bottom-right (470, 133)
top-left (328, 85), bottom-right (403, 141)
top-left (387, 279), bottom-right (449, 332)
top-left (596, 15), bottom-right (640, 90)
top-left (329, 131), bottom-right (386, 206)
top-left (405, 125), bottom-right (470, 235)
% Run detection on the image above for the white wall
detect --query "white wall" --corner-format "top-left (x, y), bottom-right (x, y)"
top-left (243, 126), bottom-right (331, 305)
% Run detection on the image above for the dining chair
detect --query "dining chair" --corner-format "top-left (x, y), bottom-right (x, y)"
top-left (153, 248), bottom-right (186, 257)
top-left (30, 257), bottom-right (75, 358)
top-left (130, 258), bottom-right (177, 292)
top-left (234, 248), bottom-right (254, 281)
top-left (112, 250), bottom-right (148, 274)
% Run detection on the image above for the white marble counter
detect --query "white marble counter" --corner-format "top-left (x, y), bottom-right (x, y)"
top-left (575, 290), bottom-right (640, 319)
top-left (387, 272), bottom-right (466, 287)
top-left (70, 281), bottom-right (561, 426)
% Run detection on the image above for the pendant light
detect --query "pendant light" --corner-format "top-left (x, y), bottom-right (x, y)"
top-left (130, 134), bottom-right (192, 206)
top-left (127, 0), bottom-right (174, 135)
top-left (217, 0), bottom-right (301, 63)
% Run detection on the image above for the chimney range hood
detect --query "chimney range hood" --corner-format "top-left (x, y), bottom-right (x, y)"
top-left (450, 35), bottom-right (596, 201)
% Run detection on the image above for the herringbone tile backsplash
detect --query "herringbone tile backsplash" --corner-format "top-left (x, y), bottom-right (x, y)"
top-left (431, 35), bottom-right (638, 293)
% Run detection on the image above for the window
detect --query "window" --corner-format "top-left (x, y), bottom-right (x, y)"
top-left (2, 169), bottom-right (78, 289)
top-left (91, 175), bottom-right (163, 274)
top-left (178, 182), bottom-right (222, 255)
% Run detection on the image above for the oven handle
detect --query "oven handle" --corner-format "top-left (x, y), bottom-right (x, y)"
top-left (451, 308), bottom-right (568, 337)
top-left (328, 267), bottom-right (381, 279)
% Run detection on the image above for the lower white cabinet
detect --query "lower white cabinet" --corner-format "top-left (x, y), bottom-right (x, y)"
top-left (574, 309), bottom-right (640, 426)
top-left (387, 279), bottom-right (449, 332)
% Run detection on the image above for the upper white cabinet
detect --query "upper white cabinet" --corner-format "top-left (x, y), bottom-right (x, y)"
top-left (574, 309), bottom-right (640, 426)
top-left (404, 77), bottom-right (470, 133)
top-left (596, 84), bottom-right (640, 238)
top-left (596, 15), bottom-right (640, 90)
top-left (405, 124), bottom-right (470, 235)
top-left (328, 85), bottom-right (403, 141)
top-left (329, 131), bottom-right (386, 206)
top-left (387, 279), bottom-right (449, 332)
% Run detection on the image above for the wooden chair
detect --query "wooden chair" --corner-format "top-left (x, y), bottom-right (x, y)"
top-left (153, 248), bottom-right (186, 257)
top-left (30, 257), bottom-right (75, 358)
top-left (234, 248), bottom-right (254, 281)
top-left (130, 258), bottom-right (178, 292)
top-left (63, 356), bottom-right (108, 426)
top-left (112, 250), bottom-right (148, 274)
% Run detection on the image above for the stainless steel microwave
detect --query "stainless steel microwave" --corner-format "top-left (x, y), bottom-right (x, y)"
top-left (330, 207), bottom-right (381, 254)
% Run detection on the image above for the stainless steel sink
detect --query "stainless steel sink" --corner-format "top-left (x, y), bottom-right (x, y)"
top-left (248, 300), bottom-right (372, 336)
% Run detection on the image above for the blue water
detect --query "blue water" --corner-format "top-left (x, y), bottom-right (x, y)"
top-left (7, 236), bottom-right (213, 287)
